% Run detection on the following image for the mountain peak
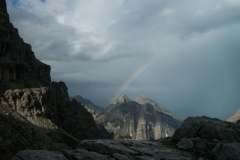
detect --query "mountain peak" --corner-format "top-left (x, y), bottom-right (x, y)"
top-left (113, 95), bottom-right (131, 104)
top-left (135, 95), bottom-right (156, 105)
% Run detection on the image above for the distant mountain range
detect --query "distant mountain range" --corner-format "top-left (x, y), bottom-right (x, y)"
top-left (72, 94), bottom-right (182, 140)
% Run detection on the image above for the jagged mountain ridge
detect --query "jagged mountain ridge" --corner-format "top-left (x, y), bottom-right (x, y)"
top-left (94, 95), bottom-right (182, 140)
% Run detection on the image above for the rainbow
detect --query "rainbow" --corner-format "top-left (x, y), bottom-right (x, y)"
top-left (111, 58), bottom-right (156, 102)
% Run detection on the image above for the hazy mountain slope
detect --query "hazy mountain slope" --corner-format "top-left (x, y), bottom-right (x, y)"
top-left (135, 95), bottom-right (183, 121)
top-left (97, 95), bottom-right (182, 140)
top-left (227, 109), bottom-right (240, 123)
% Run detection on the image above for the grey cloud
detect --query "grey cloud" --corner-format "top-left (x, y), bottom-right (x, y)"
top-left (6, 0), bottom-right (240, 120)
top-left (184, 7), bottom-right (240, 36)
top-left (8, 6), bottom-right (111, 62)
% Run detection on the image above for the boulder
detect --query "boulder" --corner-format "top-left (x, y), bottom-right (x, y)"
top-left (171, 116), bottom-right (240, 143)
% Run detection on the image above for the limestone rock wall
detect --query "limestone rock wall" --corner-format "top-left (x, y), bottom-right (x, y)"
top-left (98, 100), bottom-right (181, 140)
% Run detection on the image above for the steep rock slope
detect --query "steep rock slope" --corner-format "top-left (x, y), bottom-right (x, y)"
top-left (97, 95), bottom-right (182, 140)
top-left (51, 82), bottom-right (101, 140)
top-left (71, 95), bottom-right (113, 139)
top-left (0, 0), bottom-right (50, 93)
top-left (227, 109), bottom-right (240, 123)
top-left (70, 95), bottom-right (104, 120)
top-left (0, 1), bottom-right (101, 159)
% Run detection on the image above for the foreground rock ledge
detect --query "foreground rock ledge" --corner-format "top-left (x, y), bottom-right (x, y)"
top-left (11, 116), bottom-right (240, 160)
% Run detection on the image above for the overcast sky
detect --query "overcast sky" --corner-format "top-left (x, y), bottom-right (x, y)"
top-left (6, 0), bottom-right (240, 120)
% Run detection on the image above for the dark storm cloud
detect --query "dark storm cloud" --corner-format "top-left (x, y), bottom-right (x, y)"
top-left (6, 0), bottom-right (240, 120)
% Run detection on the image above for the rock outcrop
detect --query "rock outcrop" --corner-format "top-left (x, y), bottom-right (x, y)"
top-left (227, 109), bottom-right (240, 123)
top-left (97, 95), bottom-right (182, 140)
top-left (12, 116), bottom-right (240, 160)
top-left (167, 116), bottom-right (240, 159)
top-left (0, 1), bottom-right (101, 159)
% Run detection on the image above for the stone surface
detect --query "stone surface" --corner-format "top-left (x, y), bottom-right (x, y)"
top-left (212, 142), bottom-right (240, 159)
top-left (97, 95), bottom-right (182, 140)
top-left (12, 139), bottom-right (198, 160)
top-left (12, 150), bottom-right (67, 160)
top-left (167, 116), bottom-right (240, 159)
top-left (171, 116), bottom-right (240, 143)
top-left (62, 149), bottom-right (113, 160)
top-left (177, 138), bottom-right (194, 149)
top-left (11, 116), bottom-right (240, 160)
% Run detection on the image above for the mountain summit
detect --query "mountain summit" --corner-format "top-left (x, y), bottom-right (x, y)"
top-left (135, 95), bottom-right (164, 109)
top-left (136, 95), bottom-right (182, 121)
top-left (112, 95), bottom-right (131, 104)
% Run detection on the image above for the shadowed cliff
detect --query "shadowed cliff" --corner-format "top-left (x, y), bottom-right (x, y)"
top-left (0, 0), bottom-right (101, 159)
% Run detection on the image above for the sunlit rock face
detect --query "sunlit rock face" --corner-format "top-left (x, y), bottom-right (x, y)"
top-left (227, 109), bottom-right (240, 123)
top-left (97, 95), bottom-right (182, 140)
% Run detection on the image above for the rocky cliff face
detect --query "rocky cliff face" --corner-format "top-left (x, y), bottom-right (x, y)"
top-left (97, 95), bottom-right (182, 140)
top-left (0, 0), bottom-right (50, 92)
top-left (0, 1), bottom-right (101, 159)
top-left (51, 82), bottom-right (101, 140)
